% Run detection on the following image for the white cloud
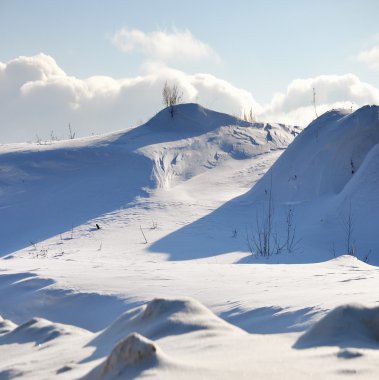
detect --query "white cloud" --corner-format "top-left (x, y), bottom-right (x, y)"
top-left (0, 54), bottom-right (378, 143)
top-left (112, 27), bottom-right (220, 63)
top-left (0, 54), bottom-right (255, 143)
top-left (357, 45), bottom-right (379, 71)
top-left (261, 74), bottom-right (379, 126)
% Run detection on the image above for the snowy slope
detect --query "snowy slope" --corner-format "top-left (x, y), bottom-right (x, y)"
top-left (244, 105), bottom-right (379, 262)
top-left (248, 105), bottom-right (379, 202)
top-left (1, 104), bottom-right (379, 379)
top-left (0, 103), bottom-right (299, 256)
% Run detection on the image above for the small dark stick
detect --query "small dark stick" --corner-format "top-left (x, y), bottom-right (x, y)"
top-left (96, 223), bottom-right (100, 230)
top-left (140, 225), bottom-right (148, 244)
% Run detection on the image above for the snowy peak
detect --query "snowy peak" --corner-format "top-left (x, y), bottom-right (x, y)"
top-left (0, 317), bottom-right (90, 346)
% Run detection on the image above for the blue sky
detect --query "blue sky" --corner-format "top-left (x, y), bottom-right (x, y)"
top-left (0, 0), bottom-right (378, 142)
top-left (1, 0), bottom-right (378, 101)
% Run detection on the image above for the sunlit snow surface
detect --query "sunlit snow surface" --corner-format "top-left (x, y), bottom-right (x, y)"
top-left (1, 104), bottom-right (379, 379)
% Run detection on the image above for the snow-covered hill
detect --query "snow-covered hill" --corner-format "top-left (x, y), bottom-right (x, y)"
top-left (0, 103), bottom-right (299, 256)
top-left (250, 105), bottom-right (379, 201)
top-left (246, 105), bottom-right (379, 262)
top-left (1, 103), bottom-right (379, 379)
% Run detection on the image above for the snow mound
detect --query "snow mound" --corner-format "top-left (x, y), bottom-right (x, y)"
top-left (249, 105), bottom-right (379, 202)
top-left (93, 297), bottom-right (243, 348)
top-left (0, 315), bottom-right (17, 335)
top-left (84, 333), bottom-right (160, 380)
top-left (295, 303), bottom-right (379, 348)
top-left (85, 298), bottom-right (239, 380)
top-left (119, 103), bottom-right (298, 145)
top-left (104, 333), bottom-right (157, 368)
top-left (137, 103), bottom-right (299, 189)
top-left (145, 103), bottom-right (251, 134)
top-left (0, 317), bottom-right (90, 345)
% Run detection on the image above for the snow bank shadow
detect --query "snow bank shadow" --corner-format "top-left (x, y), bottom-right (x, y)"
top-left (294, 304), bottom-right (379, 349)
top-left (0, 146), bottom-right (153, 257)
top-left (0, 369), bottom-right (23, 380)
top-left (220, 305), bottom-right (318, 334)
top-left (0, 272), bottom-right (141, 332)
top-left (150, 192), bottom-right (261, 260)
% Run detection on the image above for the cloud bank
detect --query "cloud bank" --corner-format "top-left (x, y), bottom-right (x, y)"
top-left (0, 54), bottom-right (378, 143)
top-left (261, 74), bottom-right (379, 126)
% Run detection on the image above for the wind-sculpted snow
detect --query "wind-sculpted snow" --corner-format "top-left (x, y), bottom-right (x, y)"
top-left (92, 297), bottom-right (244, 351)
top-left (0, 316), bottom-right (17, 335)
top-left (0, 317), bottom-right (91, 346)
top-left (295, 304), bottom-right (379, 349)
top-left (83, 333), bottom-right (161, 380)
top-left (0, 297), bottom-right (247, 379)
top-left (1, 295), bottom-right (379, 379)
top-left (82, 297), bottom-right (237, 380)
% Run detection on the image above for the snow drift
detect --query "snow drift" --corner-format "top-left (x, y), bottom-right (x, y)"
top-left (0, 317), bottom-right (90, 345)
top-left (295, 303), bottom-right (379, 349)
top-left (249, 105), bottom-right (379, 202)
top-left (92, 297), bottom-right (244, 350)
top-left (3, 295), bottom-right (379, 380)
top-left (0, 315), bottom-right (17, 335)
top-left (83, 333), bottom-right (161, 380)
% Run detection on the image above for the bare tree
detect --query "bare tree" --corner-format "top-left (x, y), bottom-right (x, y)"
top-left (284, 207), bottom-right (298, 253)
top-left (247, 174), bottom-right (299, 257)
top-left (312, 87), bottom-right (318, 119)
top-left (140, 225), bottom-right (148, 244)
top-left (242, 107), bottom-right (255, 122)
top-left (247, 173), bottom-right (276, 257)
top-left (68, 123), bottom-right (76, 139)
top-left (162, 81), bottom-right (183, 118)
top-left (342, 202), bottom-right (355, 256)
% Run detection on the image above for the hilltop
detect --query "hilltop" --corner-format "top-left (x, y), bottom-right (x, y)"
top-left (0, 103), bottom-right (299, 255)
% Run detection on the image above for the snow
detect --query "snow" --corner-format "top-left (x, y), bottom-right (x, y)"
top-left (246, 105), bottom-right (379, 262)
top-left (86, 333), bottom-right (161, 380)
top-left (249, 106), bottom-right (379, 202)
top-left (0, 103), bottom-right (379, 379)
top-left (295, 303), bottom-right (379, 349)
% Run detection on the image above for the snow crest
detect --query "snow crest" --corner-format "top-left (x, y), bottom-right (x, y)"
top-left (295, 303), bottom-right (379, 348)
top-left (86, 333), bottom-right (159, 380)
top-left (93, 297), bottom-right (243, 349)
top-left (249, 105), bottom-right (379, 202)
